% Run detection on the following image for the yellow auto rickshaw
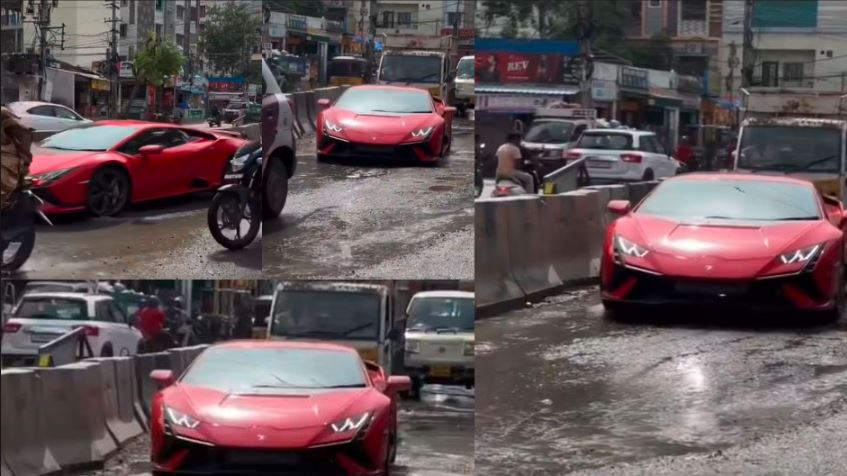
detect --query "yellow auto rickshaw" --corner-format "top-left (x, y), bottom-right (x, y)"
top-left (328, 56), bottom-right (369, 86)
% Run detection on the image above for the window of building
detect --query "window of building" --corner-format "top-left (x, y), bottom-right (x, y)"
top-left (176, 34), bottom-right (185, 48)
top-left (761, 61), bottom-right (779, 86)
top-left (155, 24), bottom-right (162, 37)
top-left (129, 0), bottom-right (135, 24)
top-left (177, 5), bottom-right (184, 20)
top-left (121, 0), bottom-right (127, 6)
top-left (119, 23), bottom-right (127, 38)
top-left (648, 0), bottom-right (661, 7)
top-left (191, 6), bottom-right (197, 21)
top-left (128, 45), bottom-right (135, 60)
top-left (446, 12), bottom-right (463, 27)
top-left (681, 0), bottom-right (707, 21)
top-left (783, 62), bottom-right (804, 83)
top-left (155, 0), bottom-right (163, 11)
top-left (199, 5), bottom-right (206, 17)
top-left (382, 11), bottom-right (395, 28)
top-left (397, 11), bottom-right (412, 27)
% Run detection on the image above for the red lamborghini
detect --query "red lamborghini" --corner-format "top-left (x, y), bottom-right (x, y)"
top-left (316, 85), bottom-right (455, 164)
top-left (600, 173), bottom-right (846, 318)
top-left (149, 341), bottom-right (411, 475)
top-left (29, 121), bottom-right (245, 216)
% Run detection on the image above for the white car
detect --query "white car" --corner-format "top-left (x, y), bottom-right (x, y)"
top-left (565, 129), bottom-right (681, 182)
top-left (7, 101), bottom-right (93, 133)
top-left (1, 292), bottom-right (142, 367)
top-left (261, 58), bottom-right (296, 219)
top-left (404, 290), bottom-right (475, 393)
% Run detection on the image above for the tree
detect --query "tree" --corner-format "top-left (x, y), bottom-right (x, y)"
top-left (200, 2), bottom-right (260, 77)
top-left (628, 34), bottom-right (675, 70)
top-left (124, 36), bottom-right (184, 115)
top-left (267, 0), bottom-right (323, 17)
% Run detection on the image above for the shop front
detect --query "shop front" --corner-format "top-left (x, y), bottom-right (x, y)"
top-left (617, 66), bottom-right (649, 127)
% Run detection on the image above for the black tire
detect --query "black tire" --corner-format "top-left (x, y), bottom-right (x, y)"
top-left (262, 156), bottom-right (289, 219)
top-left (641, 169), bottom-right (655, 181)
top-left (208, 193), bottom-right (260, 250)
top-left (1, 229), bottom-right (36, 272)
top-left (87, 166), bottom-right (130, 216)
top-left (316, 153), bottom-right (328, 163)
top-left (100, 344), bottom-right (113, 357)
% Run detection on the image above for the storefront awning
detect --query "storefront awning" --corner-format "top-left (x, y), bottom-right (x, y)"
top-left (475, 84), bottom-right (580, 96)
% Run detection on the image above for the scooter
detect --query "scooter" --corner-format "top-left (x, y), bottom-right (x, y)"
top-left (1, 189), bottom-right (52, 272)
top-left (207, 115), bottom-right (221, 128)
top-left (207, 140), bottom-right (262, 249)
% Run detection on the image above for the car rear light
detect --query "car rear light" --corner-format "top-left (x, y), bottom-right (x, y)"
top-left (620, 153), bottom-right (642, 163)
top-left (3, 322), bottom-right (22, 333)
top-left (563, 151), bottom-right (582, 160)
top-left (73, 325), bottom-right (99, 337)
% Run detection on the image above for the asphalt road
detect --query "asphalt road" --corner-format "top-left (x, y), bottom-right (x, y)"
top-left (476, 286), bottom-right (847, 475)
top-left (74, 385), bottom-right (474, 476)
top-left (262, 115), bottom-right (475, 280)
top-left (5, 120), bottom-right (261, 279)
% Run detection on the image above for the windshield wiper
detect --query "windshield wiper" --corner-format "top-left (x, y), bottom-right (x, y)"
top-left (798, 155), bottom-right (837, 171)
top-left (341, 322), bottom-right (375, 337)
top-left (778, 216), bottom-right (819, 221)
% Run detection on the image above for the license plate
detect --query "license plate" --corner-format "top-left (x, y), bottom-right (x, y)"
top-left (587, 159), bottom-right (612, 169)
top-left (224, 173), bottom-right (243, 181)
top-left (225, 451), bottom-right (300, 466)
top-left (430, 365), bottom-right (452, 377)
top-left (30, 333), bottom-right (57, 343)
top-left (675, 282), bottom-right (746, 296)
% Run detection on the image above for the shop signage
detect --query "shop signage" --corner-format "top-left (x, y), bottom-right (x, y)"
top-left (591, 79), bottom-right (618, 102)
top-left (119, 61), bottom-right (134, 78)
top-left (208, 76), bottom-right (245, 92)
top-left (288, 15), bottom-right (307, 31)
top-left (476, 53), bottom-right (579, 85)
top-left (477, 94), bottom-right (560, 110)
top-left (620, 66), bottom-right (648, 90)
top-left (91, 79), bottom-right (110, 91)
top-left (441, 28), bottom-right (476, 40)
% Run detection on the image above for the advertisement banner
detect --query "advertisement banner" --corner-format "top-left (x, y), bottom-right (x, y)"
top-left (208, 76), bottom-right (245, 93)
top-left (476, 53), bottom-right (581, 84)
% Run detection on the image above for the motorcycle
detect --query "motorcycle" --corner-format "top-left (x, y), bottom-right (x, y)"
top-left (1, 189), bottom-right (52, 272)
top-left (208, 140), bottom-right (262, 249)
top-left (207, 115), bottom-right (221, 128)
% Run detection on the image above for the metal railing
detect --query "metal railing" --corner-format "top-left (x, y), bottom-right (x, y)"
top-left (36, 326), bottom-right (95, 368)
top-left (542, 157), bottom-right (590, 195)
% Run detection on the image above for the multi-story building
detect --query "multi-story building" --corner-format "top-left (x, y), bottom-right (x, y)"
top-left (719, 0), bottom-right (847, 94)
top-left (1, 0), bottom-right (26, 103)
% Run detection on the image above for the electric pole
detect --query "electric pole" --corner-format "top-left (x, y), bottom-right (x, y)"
top-left (184, 0), bottom-right (191, 90)
top-left (452, 0), bottom-right (461, 68)
top-left (741, 0), bottom-right (755, 88)
top-left (578, 0), bottom-right (592, 108)
top-left (106, 0), bottom-right (120, 118)
top-left (727, 41), bottom-right (739, 127)
top-left (37, 0), bottom-right (50, 101)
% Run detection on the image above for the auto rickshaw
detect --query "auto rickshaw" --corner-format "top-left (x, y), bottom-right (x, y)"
top-left (328, 56), bottom-right (369, 86)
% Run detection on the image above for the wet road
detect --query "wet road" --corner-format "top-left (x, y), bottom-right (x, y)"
top-left (75, 385), bottom-right (474, 476)
top-left (476, 286), bottom-right (847, 475)
top-left (10, 192), bottom-right (261, 279)
top-left (263, 116), bottom-right (475, 280)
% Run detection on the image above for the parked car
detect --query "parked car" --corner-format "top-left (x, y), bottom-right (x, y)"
top-left (7, 101), bottom-right (93, 133)
top-left (1, 292), bottom-right (143, 366)
top-left (565, 129), bottom-right (681, 182)
top-left (521, 112), bottom-right (596, 176)
top-left (223, 100), bottom-right (248, 123)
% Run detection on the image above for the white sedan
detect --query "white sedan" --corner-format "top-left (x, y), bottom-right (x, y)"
top-left (564, 129), bottom-right (681, 182)
top-left (7, 101), bottom-right (92, 132)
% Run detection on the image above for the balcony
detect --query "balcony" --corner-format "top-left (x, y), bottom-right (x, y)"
top-left (1, 13), bottom-right (23, 28)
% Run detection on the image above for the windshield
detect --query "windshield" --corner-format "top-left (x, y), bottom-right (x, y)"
top-left (15, 297), bottom-right (88, 320)
top-left (737, 126), bottom-right (842, 173)
top-left (270, 290), bottom-right (381, 340)
top-left (456, 58), bottom-right (474, 79)
top-left (40, 125), bottom-right (138, 151)
top-left (576, 132), bottom-right (633, 150)
top-left (335, 88), bottom-right (433, 114)
top-left (181, 347), bottom-right (367, 392)
top-left (407, 297), bottom-right (474, 332)
top-left (525, 120), bottom-right (575, 144)
top-left (329, 60), bottom-right (365, 77)
top-left (379, 55), bottom-right (442, 83)
top-left (638, 179), bottom-right (821, 221)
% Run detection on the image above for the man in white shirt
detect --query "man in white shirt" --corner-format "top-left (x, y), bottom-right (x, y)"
top-left (496, 132), bottom-right (534, 193)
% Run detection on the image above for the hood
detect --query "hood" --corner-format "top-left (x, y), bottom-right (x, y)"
top-left (628, 214), bottom-right (820, 260)
top-left (30, 147), bottom-right (112, 174)
top-left (325, 108), bottom-right (439, 144)
top-left (178, 384), bottom-right (370, 431)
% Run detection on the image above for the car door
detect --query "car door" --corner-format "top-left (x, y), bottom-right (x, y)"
top-left (651, 137), bottom-right (677, 177)
top-left (90, 301), bottom-right (120, 355)
top-left (638, 135), bottom-right (661, 175)
top-left (119, 128), bottom-right (189, 199)
top-left (26, 105), bottom-right (57, 131)
top-left (53, 105), bottom-right (86, 131)
top-left (179, 129), bottom-right (228, 188)
top-left (108, 301), bottom-right (139, 355)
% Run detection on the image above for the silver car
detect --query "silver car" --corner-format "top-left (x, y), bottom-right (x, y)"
top-left (7, 101), bottom-right (93, 132)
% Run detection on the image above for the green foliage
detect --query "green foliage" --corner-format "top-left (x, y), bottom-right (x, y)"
top-left (267, 0), bottom-right (323, 17)
top-left (200, 2), bottom-right (260, 76)
top-left (628, 34), bottom-right (675, 71)
top-left (133, 36), bottom-right (184, 87)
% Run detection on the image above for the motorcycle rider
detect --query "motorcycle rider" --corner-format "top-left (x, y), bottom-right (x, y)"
top-left (1, 106), bottom-right (33, 212)
top-left (495, 131), bottom-right (535, 193)
top-left (136, 296), bottom-right (167, 352)
top-left (169, 296), bottom-right (195, 346)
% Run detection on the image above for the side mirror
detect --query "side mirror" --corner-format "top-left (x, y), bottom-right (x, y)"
top-left (607, 200), bottom-right (632, 216)
top-left (444, 106), bottom-right (457, 116)
top-left (840, 209), bottom-right (847, 229)
top-left (386, 375), bottom-right (411, 394)
top-left (138, 144), bottom-right (165, 155)
top-left (387, 328), bottom-right (402, 341)
top-left (150, 369), bottom-right (175, 389)
top-left (317, 98), bottom-right (331, 110)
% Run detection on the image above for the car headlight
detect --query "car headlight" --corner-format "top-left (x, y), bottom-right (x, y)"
top-left (330, 411), bottom-right (372, 434)
top-left (165, 406), bottom-right (200, 429)
top-left (31, 167), bottom-right (75, 185)
top-left (410, 126), bottom-right (433, 139)
top-left (229, 153), bottom-right (250, 173)
top-left (779, 244), bottom-right (822, 265)
top-left (464, 341), bottom-right (474, 356)
top-left (405, 339), bottom-right (420, 354)
top-left (616, 236), bottom-right (649, 258)
top-left (324, 119), bottom-right (343, 134)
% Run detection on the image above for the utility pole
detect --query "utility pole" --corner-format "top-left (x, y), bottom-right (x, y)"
top-left (727, 41), bottom-right (739, 127)
top-left (452, 0), bottom-right (461, 68)
top-left (577, 0), bottom-right (592, 108)
top-left (368, 0), bottom-right (378, 73)
top-left (741, 0), bottom-right (755, 88)
top-left (184, 0), bottom-right (191, 90)
top-left (106, 0), bottom-right (120, 118)
top-left (37, 0), bottom-right (50, 100)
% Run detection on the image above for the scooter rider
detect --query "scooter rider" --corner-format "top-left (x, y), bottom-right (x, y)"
top-left (136, 296), bottom-right (167, 352)
top-left (495, 131), bottom-right (535, 193)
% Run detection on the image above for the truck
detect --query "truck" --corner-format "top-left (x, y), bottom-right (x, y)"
top-left (376, 36), bottom-right (454, 101)
top-left (734, 88), bottom-right (847, 201)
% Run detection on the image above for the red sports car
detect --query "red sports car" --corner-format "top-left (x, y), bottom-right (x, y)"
top-left (600, 173), bottom-right (846, 318)
top-left (149, 340), bottom-right (411, 475)
top-left (316, 85), bottom-right (455, 164)
top-left (29, 120), bottom-right (245, 216)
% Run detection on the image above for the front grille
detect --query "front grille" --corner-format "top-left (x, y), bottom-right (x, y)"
top-left (31, 187), bottom-right (61, 206)
top-left (324, 136), bottom-right (430, 160)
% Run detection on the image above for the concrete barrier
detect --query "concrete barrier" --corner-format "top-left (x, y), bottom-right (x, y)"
top-left (112, 356), bottom-right (148, 432)
top-left (135, 351), bottom-right (169, 419)
top-left (90, 358), bottom-right (143, 444)
top-left (1, 369), bottom-right (61, 476)
top-left (503, 196), bottom-right (563, 300)
top-left (287, 92), bottom-right (306, 138)
top-left (304, 91), bottom-right (317, 133)
top-left (36, 362), bottom-right (116, 470)
top-left (294, 92), bottom-right (315, 134)
top-left (475, 199), bottom-right (525, 315)
top-left (544, 194), bottom-right (590, 284)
